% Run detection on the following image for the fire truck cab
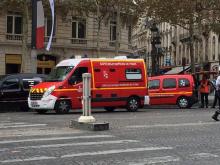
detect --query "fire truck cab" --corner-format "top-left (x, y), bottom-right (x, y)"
top-left (28, 58), bottom-right (149, 114)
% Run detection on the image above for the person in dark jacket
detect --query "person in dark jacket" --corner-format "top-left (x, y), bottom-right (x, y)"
top-left (212, 72), bottom-right (220, 121)
top-left (210, 76), bottom-right (218, 108)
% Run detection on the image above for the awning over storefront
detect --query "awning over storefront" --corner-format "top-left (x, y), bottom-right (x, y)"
top-left (164, 66), bottom-right (190, 74)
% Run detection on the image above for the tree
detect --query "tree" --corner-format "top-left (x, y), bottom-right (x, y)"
top-left (146, 0), bottom-right (220, 74)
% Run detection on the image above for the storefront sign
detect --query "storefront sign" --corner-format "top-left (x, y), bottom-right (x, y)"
top-left (37, 60), bottom-right (55, 68)
top-left (5, 54), bottom-right (21, 64)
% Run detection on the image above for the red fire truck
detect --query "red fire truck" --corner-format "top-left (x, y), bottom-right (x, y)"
top-left (28, 58), bottom-right (149, 114)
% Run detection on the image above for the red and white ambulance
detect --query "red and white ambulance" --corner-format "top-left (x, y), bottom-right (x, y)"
top-left (28, 58), bottom-right (149, 114)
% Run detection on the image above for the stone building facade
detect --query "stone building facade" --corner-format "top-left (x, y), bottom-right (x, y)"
top-left (0, 8), bottom-right (132, 75)
top-left (133, 18), bottom-right (220, 74)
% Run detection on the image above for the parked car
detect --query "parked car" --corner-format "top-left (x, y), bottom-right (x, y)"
top-left (148, 74), bottom-right (198, 108)
top-left (0, 73), bottom-right (46, 111)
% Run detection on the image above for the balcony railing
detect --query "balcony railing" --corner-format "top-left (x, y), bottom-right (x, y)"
top-left (71, 38), bottom-right (87, 44)
top-left (6, 34), bottom-right (22, 41)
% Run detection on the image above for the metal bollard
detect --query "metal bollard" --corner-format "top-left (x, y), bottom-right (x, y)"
top-left (78, 73), bottom-right (96, 123)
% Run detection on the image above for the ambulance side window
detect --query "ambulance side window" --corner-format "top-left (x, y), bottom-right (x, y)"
top-left (69, 67), bottom-right (88, 84)
top-left (125, 68), bottom-right (142, 80)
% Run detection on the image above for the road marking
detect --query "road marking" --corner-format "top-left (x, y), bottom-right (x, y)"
top-left (0, 156), bottom-right (56, 163)
top-left (191, 153), bottom-right (219, 159)
top-left (0, 122), bottom-right (27, 126)
top-left (0, 135), bottom-right (114, 144)
top-left (0, 147), bottom-right (173, 163)
top-left (61, 147), bottom-right (173, 158)
top-left (15, 140), bottom-right (139, 149)
top-left (126, 122), bottom-right (219, 129)
top-left (0, 124), bottom-right (47, 129)
top-left (129, 156), bottom-right (180, 165)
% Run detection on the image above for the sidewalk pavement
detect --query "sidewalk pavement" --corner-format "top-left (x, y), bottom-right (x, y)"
top-left (195, 93), bottom-right (216, 108)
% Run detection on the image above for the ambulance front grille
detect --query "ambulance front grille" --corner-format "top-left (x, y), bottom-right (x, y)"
top-left (30, 93), bottom-right (44, 100)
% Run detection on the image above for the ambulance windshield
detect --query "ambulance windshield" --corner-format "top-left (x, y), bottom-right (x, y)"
top-left (46, 66), bottom-right (74, 82)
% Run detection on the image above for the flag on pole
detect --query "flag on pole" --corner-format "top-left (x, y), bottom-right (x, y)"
top-left (46, 0), bottom-right (55, 51)
top-left (31, 0), bottom-right (45, 49)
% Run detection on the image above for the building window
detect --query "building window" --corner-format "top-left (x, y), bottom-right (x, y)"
top-left (71, 17), bottom-right (86, 44)
top-left (72, 18), bottom-right (86, 39)
top-left (6, 14), bottom-right (22, 40)
top-left (45, 17), bottom-right (56, 42)
top-left (128, 26), bottom-right (132, 44)
top-left (110, 21), bottom-right (116, 41)
top-left (213, 36), bottom-right (215, 61)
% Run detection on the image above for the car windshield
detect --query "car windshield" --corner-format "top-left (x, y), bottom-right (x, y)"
top-left (45, 66), bottom-right (74, 82)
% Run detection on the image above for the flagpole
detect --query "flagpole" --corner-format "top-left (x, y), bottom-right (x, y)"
top-left (46, 0), bottom-right (55, 51)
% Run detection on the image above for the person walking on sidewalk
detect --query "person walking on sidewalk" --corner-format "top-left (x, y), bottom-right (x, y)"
top-left (199, 74), bottom-right (210, 108)
top-left (212, 71), bottom-right (220, 121)
top-left (211, 76), bottom-right (218, 108)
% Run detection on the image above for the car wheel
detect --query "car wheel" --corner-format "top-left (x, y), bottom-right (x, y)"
top-left (104, 107), bottom-right (115, 112)
top-left (55, 100), bottom-right (71, 114)
top-left (126, 97), bottom-right (140, 112)
top-left (35, 109), bottom-right (47, 114)
top-left (177, 97), bottom-right (189, 108)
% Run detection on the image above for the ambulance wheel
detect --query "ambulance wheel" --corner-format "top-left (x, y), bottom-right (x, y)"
top-left (35, 109), bottom-right (47, 114)
top-left (177, 97), bottom-right (189, 108)
top-left (104, 107), bottom-right (115, 112)
top-left (55, 100), bottom-right (71, 114)
top-left (126, 97), bottom-right (140, 112)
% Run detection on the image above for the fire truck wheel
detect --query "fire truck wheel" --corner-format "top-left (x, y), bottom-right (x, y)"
top-left (126, 97), bottom-right (140, 112)
top-left (35, 109), bottom-right (48, 114)
top-left (104, 107), bottom-right (115, 112)
top-left (177, 97), bottom-right (189, 108)
top-left (55, 100), bottom-right (71, 114)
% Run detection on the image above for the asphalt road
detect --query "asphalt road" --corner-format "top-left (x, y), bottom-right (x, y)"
top-left (0, 106), bottom-right (220, 165)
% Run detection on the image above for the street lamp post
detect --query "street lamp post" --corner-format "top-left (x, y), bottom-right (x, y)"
top-left (150, 23), bottom-right (161, 76)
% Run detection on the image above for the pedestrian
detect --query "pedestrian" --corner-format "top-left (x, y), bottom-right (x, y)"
top-left (212, 71), bottom-right (220, 121)
top-left (199, 74), bottom-right (210, 108)
top-left (211, 75), bottom-right (218, 108)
